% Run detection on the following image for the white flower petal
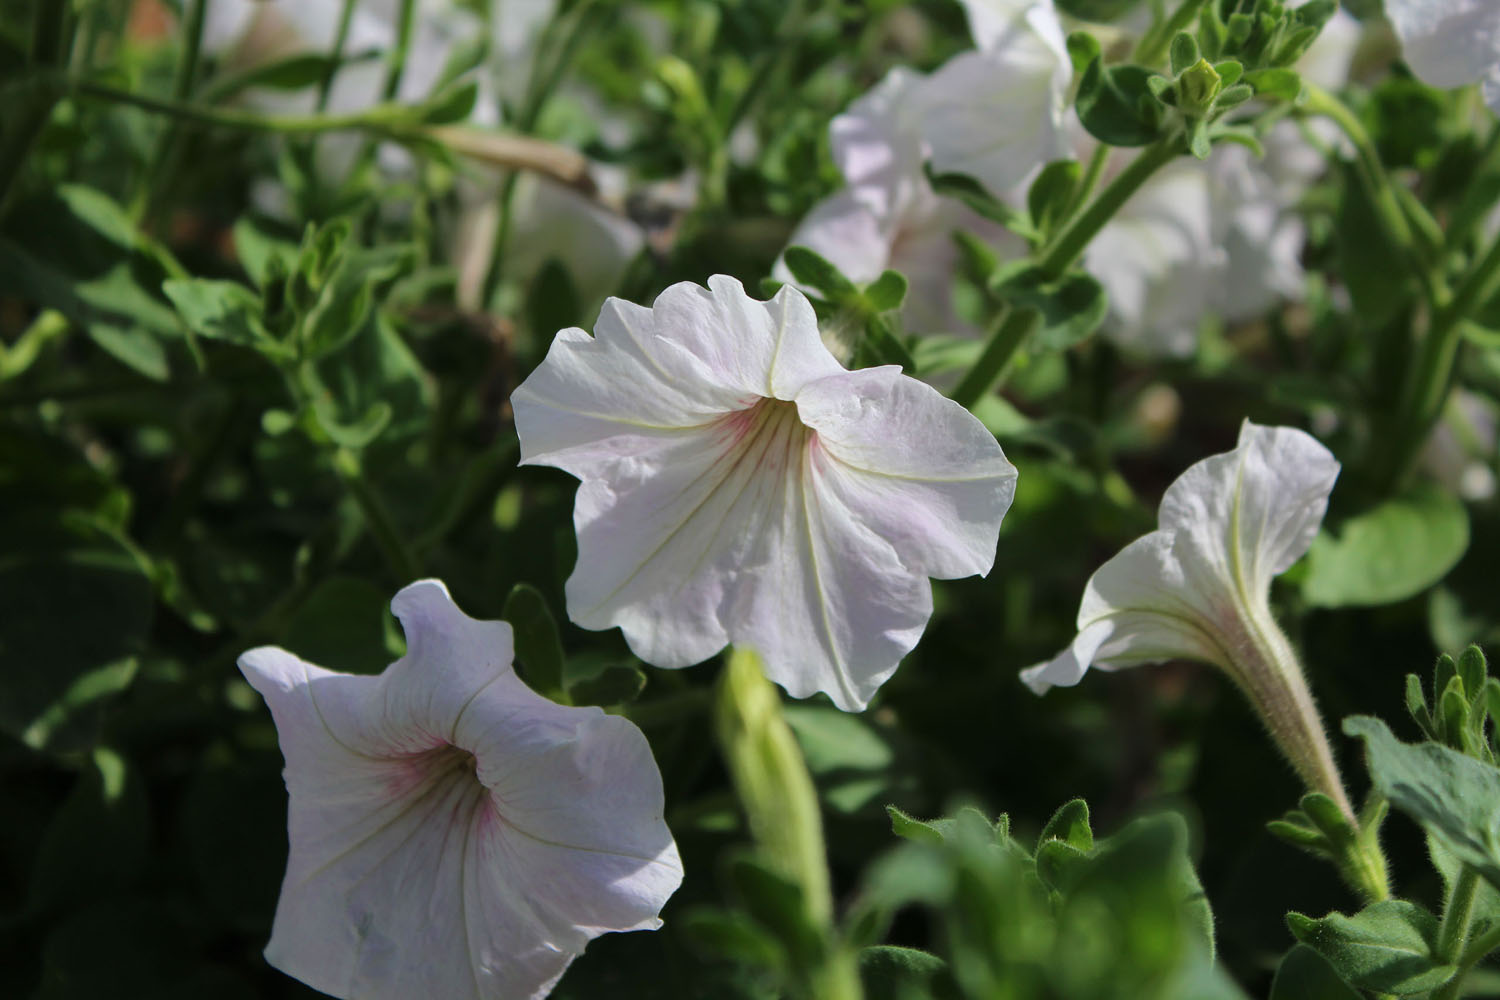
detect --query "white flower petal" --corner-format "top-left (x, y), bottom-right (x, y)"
top-left (830, 67), bottom-right (930, 221)
top-left (917, 45), bottom-right (1070, 196)
top-left (1385, 0), bottom-right (1500, 91)
top-left (516, 280), bottom-right (1014, 709)
top-left (796, 366), bottom-right (1017, 578)
top-left (240, 581), bottom-right (681, 1000)
top-left (650, 276), bottom-right (845, 400)
top-left (1158, 421), bottom-right (1340, 598)
top-left (778, 190), bottom-right (894, 287)
top-left (1026, 422), bottom-right (1338, 692)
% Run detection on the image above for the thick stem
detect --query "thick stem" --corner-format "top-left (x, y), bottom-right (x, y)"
top-left (951, 137), bottom-right (1181, 408)
top-left (1231, 604), bottom-right (1356, 824)
top-left (1434, 867), bottom-right (1482, 1000)
top-left (1391, 232), bottom-right (1500, 486)
top-left (1302, 85), bottom-right (1442, 305)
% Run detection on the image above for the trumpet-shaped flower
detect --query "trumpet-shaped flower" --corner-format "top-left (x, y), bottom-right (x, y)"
top-left (512, 276), bottom-right (1017, 711)
top-left (1384, 0), bottom-right (1500, 113)
top-left (1023, 422), bottom-right (1352, 816)
top-left (239, 579), bottom-right (682, 1000)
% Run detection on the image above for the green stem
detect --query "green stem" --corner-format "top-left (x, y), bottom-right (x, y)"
top-left (1302, 84), bottom-right (1442, 304)
top-left (1134, 0), bottom-right (1210, 68)
top-left (381, 0), bottom-right (419, 101)
top-left (1447, 123), bottom-right (1500, 253)
top-left (0, 309), bottom-right (68, 380)
top-left (1064, 144), bottom-right (1111, 221)
top-left (950, 307), bottom-right (1037, 409)
top-left (951, 136), bottom-right (1181, 408)
top-left (1391, 231), bottom-right (1500, 486)
top-left (135, 0), bottom-right (208, 220)
top-left (480, 1), bottom-right (602, 307)
top-left (332, 448), bottom-right (422, 584)
top-left (72, 79), bottom-right (408, 134)
top-left (1459, 922), bottom-right (1500, 969)
top-left (318, 0), bottom-right (360, 112)
top-left (1434, 867), bottom-right (1482, 1000)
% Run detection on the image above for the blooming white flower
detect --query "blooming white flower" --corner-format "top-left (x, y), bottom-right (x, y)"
top-left (511, 276), bottom-right (1017, 711)
top-left (1384, 0), bottom-right (1500, 114)
top-left (926, 0), bottom-right (1073, 193)
top-left (778, 68), bottom-right (1020, 333)
top-left (239, 579), bottom-right (682, 1000)
top-left (1023, 421), bottom-right (1352, 815)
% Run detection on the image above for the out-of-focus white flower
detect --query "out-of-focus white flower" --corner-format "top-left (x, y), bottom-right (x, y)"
top-left (240, 579), bottom-right (682, 1000)
top-left (778, 69), bottom-right (1021, 333)
top-left (1085, 160), bottom-right (1221, 356)
top-left (1421, 389), bottom-right (1499, 501)
top-left (512, 276), bottom-right (1017, 711)
top-left (1024, 421), bottom-right (1352, 815)
top-left (1384, 0), bottom-right (1500, 113)
top-left (923, 0), bottom-right (1073, 194)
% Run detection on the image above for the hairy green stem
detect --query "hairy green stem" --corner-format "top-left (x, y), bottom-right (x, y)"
top-left (135, 0), bottom-right (208, 220)
top-left (381, 0), bottom-right (419, 101)
top-left (1434, 867), bottom-right (1482, 1000)
top-left (952, 136), bottom-right (1181, 408)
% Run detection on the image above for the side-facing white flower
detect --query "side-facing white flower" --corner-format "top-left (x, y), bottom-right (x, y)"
top-left (512, 276), bottom-right (1017, 711)
top-left (1384, 0), bottom-right (1500, 114)
top-left (239, 579), bottom-right (682, 1000)
top-left (1023, 421), bottom-right (1353, 816)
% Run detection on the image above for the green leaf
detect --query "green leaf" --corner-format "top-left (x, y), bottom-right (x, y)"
top-left (1344, 716), bottom-right (1500, 892)
top-left (887, 805), bottom-right (946, 844)
top-left (782, 246), bottom-right (858, 301)
top-left (1054, 0), bottom-right (1146, 22)
top-left (0, 515), bottom-right (152, 753)
top-left (1026, 160), bottom-right (1082, 239)
top-left (784, 706), bottom-right (899, 814)
top-left (727, 855), bottom-right (827, 969)
top-left (524, 258), bottom-right (582, 338)
top-left (1245, 68), bottom-right (1303, 100)
top-left (27, 748), bottom-right (148, 916)
top-left (162, 279), bottom-right (285, 360)
top-left (862, 270), bottom-right (908, 313)
top-left (313, 399), bottom-right (393, 449)
top-left (1075, 59), bottom-right (1166, 147)
top-left (1066, 30), bottom-right (1102, 74)
top-left (502, 583), bottom-right (566, 698)
top-left (567, 664), bottom-right (647, 706)
top-left (1269, 944), bottom-right (1362, 1000)
top-left (1287, 899), bottom-right (1455, 994)
top-left (1038, 798), bottom-right (1094, 852)
top-left (85, 323), bottom-right (169, 381)
top-left (679, 907), bottom-right (785, 971)
top-left (992, 263), bottom-right (1109, 350)
top-left (280, 575), bottom-right (394, 674)
top-left (1170, 32), bottom-right (1201, 76)
top-left (422, 80), bottom-right (480, 124)
top-left (1303, 485), bottom-right (1470, 607)
top-left (859, 946), bottom-right (945, 1000)
top-left (924, 164), bottom-right (1035, 237)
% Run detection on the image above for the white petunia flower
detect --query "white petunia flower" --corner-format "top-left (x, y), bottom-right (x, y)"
top-left (239, 579), bottom-right (682, 1000)
top-left (926, 0), bottom-right (1073, 193)
top-left (778, 68), bottom-right (1021, 333)
top-left (511, 276), bottom-right (1017, 711)
top-left (1384, 0), bottom-right (1500, 114)
top-left (1023, 422), bottom-right (1353, 816)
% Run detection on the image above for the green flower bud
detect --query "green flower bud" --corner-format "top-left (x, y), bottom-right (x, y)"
top-left (1178, 57), bottom-right (1223, 114)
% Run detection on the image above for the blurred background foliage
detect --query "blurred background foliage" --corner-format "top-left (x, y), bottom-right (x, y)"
top-left (2, 0), bottom-right (1499, 997)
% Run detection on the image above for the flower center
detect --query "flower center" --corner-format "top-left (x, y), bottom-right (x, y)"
top-left (722, 397), bottom-right (811, 472)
